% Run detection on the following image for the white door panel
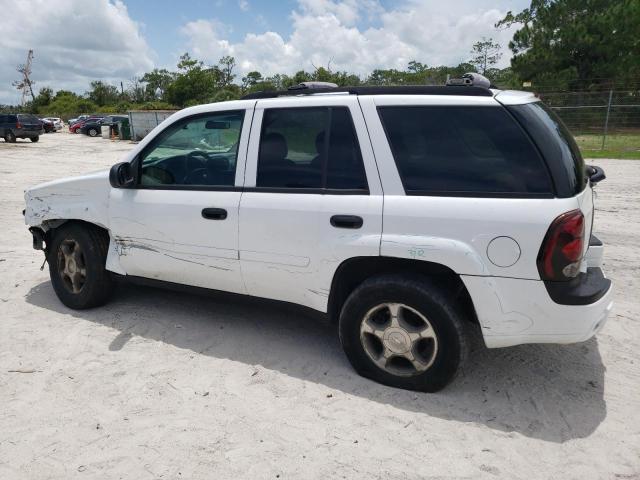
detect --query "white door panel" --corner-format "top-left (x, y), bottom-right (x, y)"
top-left (109, 189), bottom-right (245, 292)
top-left (108, 107), bottom-right (252, 293)
top-left (239, 193), bottom-right (382, 310)
top-left (239, 96), bottom-right (383, 312)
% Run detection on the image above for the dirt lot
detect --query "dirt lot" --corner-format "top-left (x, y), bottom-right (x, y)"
top-left (1, 132), bottom-right (639, 479)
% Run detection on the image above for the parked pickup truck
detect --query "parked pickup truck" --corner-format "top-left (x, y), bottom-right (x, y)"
top-left (24, 77), bottom-right (613, 392)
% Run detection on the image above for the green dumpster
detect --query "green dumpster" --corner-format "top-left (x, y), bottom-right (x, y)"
top-left (117, 118), bottom-right (131, 140)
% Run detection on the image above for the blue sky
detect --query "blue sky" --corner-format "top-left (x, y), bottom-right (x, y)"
top-left (125, 0), bottom-right (528, 71)
top-left (0, 0), bottom-right (530, 103)
top-left (126, 0), bottom-right (297, 47)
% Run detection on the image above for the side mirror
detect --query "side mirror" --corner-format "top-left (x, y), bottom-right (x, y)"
top-left (586, 164), bottom-right (606, 184)
top-left (109, 162), bottom-right (135, 188)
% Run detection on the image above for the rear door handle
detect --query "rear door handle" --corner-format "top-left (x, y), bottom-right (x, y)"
top-left (202, 208), bottom-right (227, 220)
top-left (330, 215), bottom-right (363, 229)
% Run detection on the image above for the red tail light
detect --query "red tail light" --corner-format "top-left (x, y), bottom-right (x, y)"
top-left (16, 122), bottom-right (23, 129)
top-left (537, 210), bottom-right (585, 281)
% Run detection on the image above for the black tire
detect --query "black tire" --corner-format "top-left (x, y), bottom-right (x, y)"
top-left (339, 274), bottom-right (468, 393)
top-left (47, 223), bottom-right (115, 309)
top-left (30, 136), bottom-right (39, 142)
top-left (88, 128), bottom-right (98, 137)
top-left (5, 130), bottom-right (16, 143)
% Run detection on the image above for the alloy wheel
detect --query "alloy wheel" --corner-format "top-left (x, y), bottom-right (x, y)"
top-left (360, 302), bottom-right (438, 377)
top-left (57, 238), bottom-right (87, 294)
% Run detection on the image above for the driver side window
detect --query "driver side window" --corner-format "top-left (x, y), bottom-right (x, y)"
top-left (139, 110), bottom-right (244, 188)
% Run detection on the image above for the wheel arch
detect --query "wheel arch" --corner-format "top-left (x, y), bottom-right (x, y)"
top-left (327, 256), bottom-right (478, 325)
top-left (34, 219), bottom-right (109, 251)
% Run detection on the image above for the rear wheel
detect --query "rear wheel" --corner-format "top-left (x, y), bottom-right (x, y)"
top-left (88, 128), bottom-right (98, 137)
top-left (30, 136), bottom-right (39, 142)
top-left (339, 274), bottom-right (468, 392)
top-left (5, 131), bottom-right (16, 143)
top-left (48, 223), bottom-right (115, 309)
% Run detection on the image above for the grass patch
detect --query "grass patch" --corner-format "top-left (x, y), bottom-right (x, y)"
top-left (575, 133), bottom-right (640, 159)
top-left (582, 150), bottom-right (640, 160)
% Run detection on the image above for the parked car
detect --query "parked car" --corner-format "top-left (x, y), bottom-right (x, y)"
top-left (68, 115), bottom-right (89, 126)
top-left (1, 113), bottom-right (44, 142)
top-left (23, 77), bottom-right (613, 392)
top-left (68, 120), bottom-right (84, 133)
top-left (69, 116), bottom-right (103, 134)
top-left (43, 117), bottom-right (63, 130)
top-left (39, 118), bottom-right (56, 133)
top-left (79, 115), bottom-right (127, 137)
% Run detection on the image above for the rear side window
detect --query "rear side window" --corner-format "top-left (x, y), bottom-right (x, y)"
top-left (378, 106), bottom-right (553, 196)
top-left (17, 114), bottom-right (40, 123)
top-left (257, 107), bottom-right (368, 191)
top-left (507, 102), bottom-right (586, 197)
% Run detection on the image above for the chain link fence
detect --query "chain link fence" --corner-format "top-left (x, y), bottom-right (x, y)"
top-left (537, 90), bottom-right (640, 154)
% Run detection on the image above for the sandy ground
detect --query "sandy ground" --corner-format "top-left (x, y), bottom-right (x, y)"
top-left (1, 132), bottom-right (639, 480)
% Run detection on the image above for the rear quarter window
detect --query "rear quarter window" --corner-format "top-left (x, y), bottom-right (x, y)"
top-left (17, 114), bottom-right (40, 123)
top-left (378, 106), bottom-right (553, 197)
top-left (506, 101), bottom-right (586, 197)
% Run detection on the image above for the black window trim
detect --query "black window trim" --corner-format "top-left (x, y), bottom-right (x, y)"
top-left (376, 104), bottom-right (556, 199)
top-left (254, 105), bottom-right (370, 195)
top-left (244, 187), bottom-right (369, 195)
top-left (134, 109), bottom-right (246, 191)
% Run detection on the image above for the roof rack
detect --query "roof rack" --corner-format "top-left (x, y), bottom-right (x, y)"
top-left (241, 85), bottom-right (493, 100)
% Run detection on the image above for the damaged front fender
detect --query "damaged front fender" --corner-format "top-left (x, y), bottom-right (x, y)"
top-left (23, 169), bottom-right (127, 274)
top-left (24, 169), bottom-right (111, 230)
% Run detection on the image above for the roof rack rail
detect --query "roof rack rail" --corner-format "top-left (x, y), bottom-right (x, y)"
top-left (241, 85), bottom-right (493, 100)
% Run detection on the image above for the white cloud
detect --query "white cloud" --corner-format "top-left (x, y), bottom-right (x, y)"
top-left (238, 0), bottom-right (249, 12)
top-left (0, 0), bottom-right (154, 104)
top-left (180, 0), bottom-right (519, 80)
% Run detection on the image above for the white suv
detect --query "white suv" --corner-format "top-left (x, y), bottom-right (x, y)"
top-left (24, 82), bottom-right (613, 392)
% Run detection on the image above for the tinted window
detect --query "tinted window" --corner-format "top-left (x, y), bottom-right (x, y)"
top-left (17, 114), bottom-right (40, 123)
top-left (378, 106), bottom-right (552, 196)
top-left (257, 107), bottom-right (367, 191)
top-left (139, 110), bottom-right (244, 187)
top-left (508, 102), bottom-right (586, 197)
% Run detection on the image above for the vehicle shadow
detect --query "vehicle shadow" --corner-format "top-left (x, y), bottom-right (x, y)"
top-left (25, 280), bottom-right (606, 443)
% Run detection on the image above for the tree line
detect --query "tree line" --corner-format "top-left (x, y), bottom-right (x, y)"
top-left (2, 0), bottom-right (637, 118)
top-left (3, 43), bottom-right (512, 119)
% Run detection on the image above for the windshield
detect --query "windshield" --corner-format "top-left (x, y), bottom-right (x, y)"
top-left (507, 101), bottom-right (586, 197)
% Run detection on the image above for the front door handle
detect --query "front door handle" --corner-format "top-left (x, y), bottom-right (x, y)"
top-left (330, 215), bottom-right (363, 229)
top-left (202, 208), bottom-right (227, 220)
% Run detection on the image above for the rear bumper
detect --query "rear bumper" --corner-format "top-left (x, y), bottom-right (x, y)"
top-left (462, 268), bottom-right (613, 348)
top-left (15, 128), bottom-right (43, 138)
top-left (544, 267), bottom-right (611, 305)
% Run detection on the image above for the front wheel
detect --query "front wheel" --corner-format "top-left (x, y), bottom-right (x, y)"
top-left (48, 223), bottom-right (115, 309)
top-left (88, 128), bottom-right (98, 137)
top-left (339, 275), bottom-right (468, 392)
